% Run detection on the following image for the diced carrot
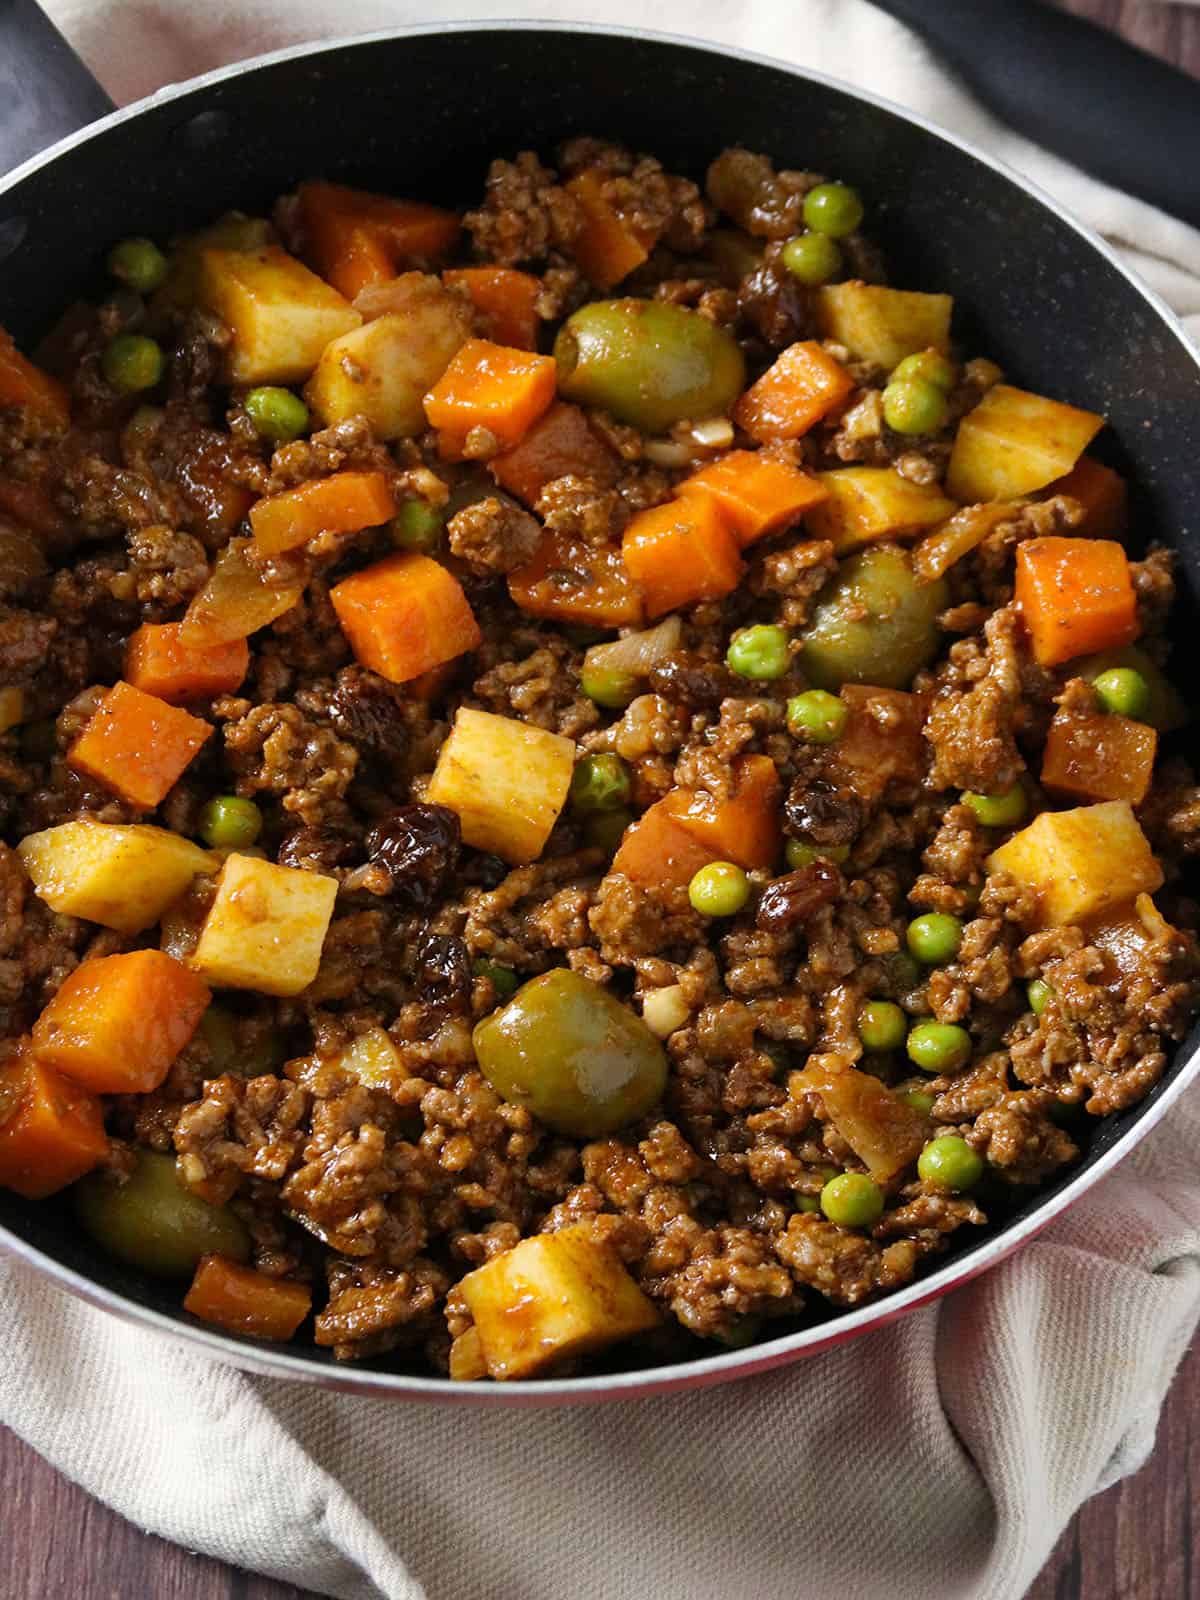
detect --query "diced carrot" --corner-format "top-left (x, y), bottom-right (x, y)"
top-left (1041, 707), bottom-right (1157, 805)
top-left (250, 469), bottom-right (395, 556)
top-left (297, 181), bottom-right (461, 299)
top-left (1014, 536), bottom-right (1139, 667)
top-left (489, 401), bottom-right (619, 508)
top-left (32, 949), bottom-right (210, 1095)
top-left (125, 623), bottom-right (249, 704)
top-left (0, 476), bottom-right (65, 536)
top-left (621, 496), bottom-right (743, 619)
top-left (0, 1054), bottom-right (108, 1199)
top-left (678, 451), bottom-right (829, 547)
top-left (444, 267), bottom-right (542, 349)
top-left (663, 755), bottom-right (782, 870)
top-left (611, 799), bottom-right (719, 888)
top-left (68, 680), bottom-right (212, 810)
top-left (330, 552), bottom-right (482, 684)
top-left (0, 327), bottom-right (70, 430)
top-left (424, 338), bottom-right (557, 458)
top-left (184, 1254), bottom-right (312, 1341)
top-left (565, 170), bottom-right (650, 290)
top-left (1045, 456), bottom-right (1128, 541)
top-left (508, 533), bottom-right (644, 627)
top-left (734, 341), bottom-right (855, 442)
top-left (832, 686), bottom-right (928, 802)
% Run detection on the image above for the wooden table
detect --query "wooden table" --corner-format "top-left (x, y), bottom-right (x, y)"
top-left (5, 3), bottom-right (1200, 1596)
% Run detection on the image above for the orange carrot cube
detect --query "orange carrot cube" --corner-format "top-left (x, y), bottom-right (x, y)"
top-left (734, 341), bottom-right (856, 442)
top-left (663, 755), bottom-right (783, 870)
top-left (489, 402), bottom-right (619, 508)
top-left (0, 1055), bottom-right (108, 1199)
top-left (611, 799), bottom-right (719, 888)
top-left (297, 181), bottom-right (460, 299)
top-left (125, 623), bottom-right (249, 704)
top-left (330, 552), bottom-right (482, 684)
top-left (0, 475), bottom-right (66, 536)
top-left (565, 170), bottom-right (650, 289)
top-left (184, 1254), bottom-right (312, 1341)
top-left (0, 327), bottom-right (70, 430)
top-left (444, 266), bottom-right (542, 349)
top-left (832, 686), bottom-right (928, 801)
top-left (423, 339), bottom-right (557, 457)
top-left (621, 496), bottom-right (743, 618)
top-left (32, 949), bottom-right (210, 1095)
top-left (1015, 537), bottom-right (1139, 667)
top-left (509, 533), bottom-right (644, 627)
top-left (1041, 707), bottom-right (1158, 805)
top-left (250, 469), bottom-right (395, 556)
top-left (678, 451), bottom-right (829, 547)
top-left (1044, 456), bottom-right (1128, 541)
top-left (68, 681), bottom-right (212, 810)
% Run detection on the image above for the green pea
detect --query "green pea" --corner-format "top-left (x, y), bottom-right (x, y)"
top-left (569, 754), bottom-right (632, 814)
top-left (555, 299), bottom-right (745, 434)
top-left (962, 783), bottom-right (1027, 828)
top-left (803, 182), bottom-right (865, 239)
top-left (820, 1171), bottom-right (884, 1227)
top-left (882, 377), bottom-right (949, 436)
top-left (585, 807), bottom-right (633, 854)
top-left (198, 795), bottom-right (263, 850)
top-left (107, 236), bottom-right (169, 296)
top-left (917, 1134), bottom-right (984, 1191)
top-left (857, 999), bottom-right (907, 1053)
top-left (1092, 666), bottom-right (1151, 721)
top-left (780, 232), bottom-right (842, 286)
top-left (800, 545), bottom-right (948, 691)
top-left (726, 624), bottom-right (791, 680)
top-left (473, 959), bottom-right (520, 1002)
top-left (1027, 978), bottom-right (1052, 1016)
top-left (786, 689), bottom-right (848, 744)
top-left (906, 1021), bottom-right (972, 1075)
top-left (102, 334), bottom-right (165, 394)
top-left (891, 350), bottom-right (956, 392)
top-left (688, 861), bottom-right (750, 917)
top-left (244, 385), bottom-right (310, 444)
top-left (906, 913), bottom-right (963, 966)
top-left (901, 1087), bottom-right (936, 1115)
top-left (785, 840), bottom-right (849, 870)
top-left (581, 662), bottom-right (637, 710)
top-left (74, 1150), bottom-right (250, 1277)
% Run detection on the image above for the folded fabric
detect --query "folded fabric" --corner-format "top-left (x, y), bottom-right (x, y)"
top-left (2, 4), bottom-right (1198, 1598)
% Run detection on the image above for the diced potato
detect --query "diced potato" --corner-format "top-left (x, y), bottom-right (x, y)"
top-left (946, 384), bottom-right (1104, 502)
top-left (190, 853), bottom-right (338, 997)
top-left (426, 708), bottom-right (575, 864)
top-left (16, 820), bottom-right (216, 934)
top-left (337, 1026), bottom-right (410, 1091)
top-left (1086, 892), bottom-right (1181, 987)
top-left (0, 684), bottom-right (23, 733)
top-left (815, 281), bottom-right (952, 371)
top-left (986, 800), bottom-right (1162, 927)
top-left (805, 467), bottom-right (956, 553)
top-left (305, 275), bottom-right (471, 439)
top-left (793, 1065), bottom-right (929, 1182)
top-left (198, 245), bottom-right (361, 384)
top-left (1041, 707), bottom-right (1157, 805)
top-left (459, 1224), bottom-right (659, 1380)
top-left (154, 214), bottom-right (274, 311)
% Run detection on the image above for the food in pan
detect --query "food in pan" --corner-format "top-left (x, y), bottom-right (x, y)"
top-left (1, 140), bottom-right (1196, 1380)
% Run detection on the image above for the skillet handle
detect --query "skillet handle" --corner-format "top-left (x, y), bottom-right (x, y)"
top-left (870, 0), bottom-right (1200, 230)
top-left (0, 0), bottom-right (114, 177)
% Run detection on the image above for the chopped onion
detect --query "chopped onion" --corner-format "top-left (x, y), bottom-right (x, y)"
top-left (643, 439), bottom-right (693, 467)
top-left (583, 615), bottom-right (682, 680)
top-left (179, 537), bottom-right (305, 646)
top-left (642, 985), bottom-right (691, 1039)
top-left (690, 417), bottom-right (735, 448)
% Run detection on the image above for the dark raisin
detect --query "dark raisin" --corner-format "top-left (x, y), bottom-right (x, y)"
top-left (278, 825), bottom-right (359, 874)
top-left (648, 653), bottom-right (741, 711)
top-left (737, 246), bottom-right (814, 350)
top-left (783, 777), bottom-right (863, 847)
top-left (324, 666), bottom-right (409, 754)
top-left (756, 861), bottom-right (842, 933)
top-left (415, 933), bottom-right (471, 1009)
top-left (365, 803), bottom-right (461, 908)
top-left (463, 850), bottom-right (510, 890)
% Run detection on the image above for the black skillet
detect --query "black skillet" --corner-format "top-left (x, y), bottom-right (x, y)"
top-left (0, 7), bottom-right (1197, 1404)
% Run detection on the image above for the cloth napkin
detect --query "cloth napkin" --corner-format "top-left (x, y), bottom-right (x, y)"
top-left (4, 4), bottom-right (1200, 1598)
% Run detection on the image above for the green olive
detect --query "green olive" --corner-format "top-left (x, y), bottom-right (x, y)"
top-left (74, 1150), bottom-right (250, 1278)
top-left (472, 968), bottom-right (668, 1138)
top-left (799, 545), bottom-right (949, 690)
top-left (554, 299), bottom-right (746, 434)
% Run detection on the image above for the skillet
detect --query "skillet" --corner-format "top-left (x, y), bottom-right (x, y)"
top-left (0, 12), bottom-right (1198, 1405)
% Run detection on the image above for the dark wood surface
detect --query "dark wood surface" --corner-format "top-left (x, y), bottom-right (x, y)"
top-left (5, 4), bottom-right (1200, 1598)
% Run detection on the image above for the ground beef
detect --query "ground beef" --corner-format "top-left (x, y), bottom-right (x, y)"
top-left (218, 699), bottom-right (358, 823)
top-left (463, 152), bottom-right (582, 267)
top-left (925, 606), bottom-right (1026, 792)
top-left (447, 495), bottom-right (542, 574)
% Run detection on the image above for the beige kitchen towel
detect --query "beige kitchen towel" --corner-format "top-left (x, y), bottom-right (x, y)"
top-left (2, 4), bottom-right (1199, 1598)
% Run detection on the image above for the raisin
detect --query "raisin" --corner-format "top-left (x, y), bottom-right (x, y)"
top-left (648, 653), bottom-right (741, 711)
top-left (324, 667), bottom-right (409, 754)
top-left (737, 246), bottom-right (814, 350)
top-left (755, 861), bottom-right (842, 933)
top-left (783, 777), bottom-right (863, 847)
top-left (365, 803), bottom-right (461, 908)
top-left (416, 933), bottom-right (472, 1009)
top-left (277, 825), bottom-right (359, 875)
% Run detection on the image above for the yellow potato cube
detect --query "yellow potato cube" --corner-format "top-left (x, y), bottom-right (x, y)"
top-left (198, 245), bottom-right (361, 384)
top-left (305, 276), bottom-right (470, 439)
top-left (459, 1225), bottom-right (659, 1380)
top-left (0, 684), bottom-right (23, 734)
top-left (16, 820), bottom-right (216, 934)
top-left (986, 800), bottom-right (1162, 927)
top-left (426, 707), bottom-right (575, 864)
top-left (154, 213), bottom-right (274, 311)
top-left (946, 384), bottom-right (1104, 502)
top-left (337, 1026), bottom-right (409, 1091)
top-left (805, 467), bottom-right (957, 553)
top-left (191, 853), bottom-right (338, 996)
top-left (815, 281), bottom-right (953, 370)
